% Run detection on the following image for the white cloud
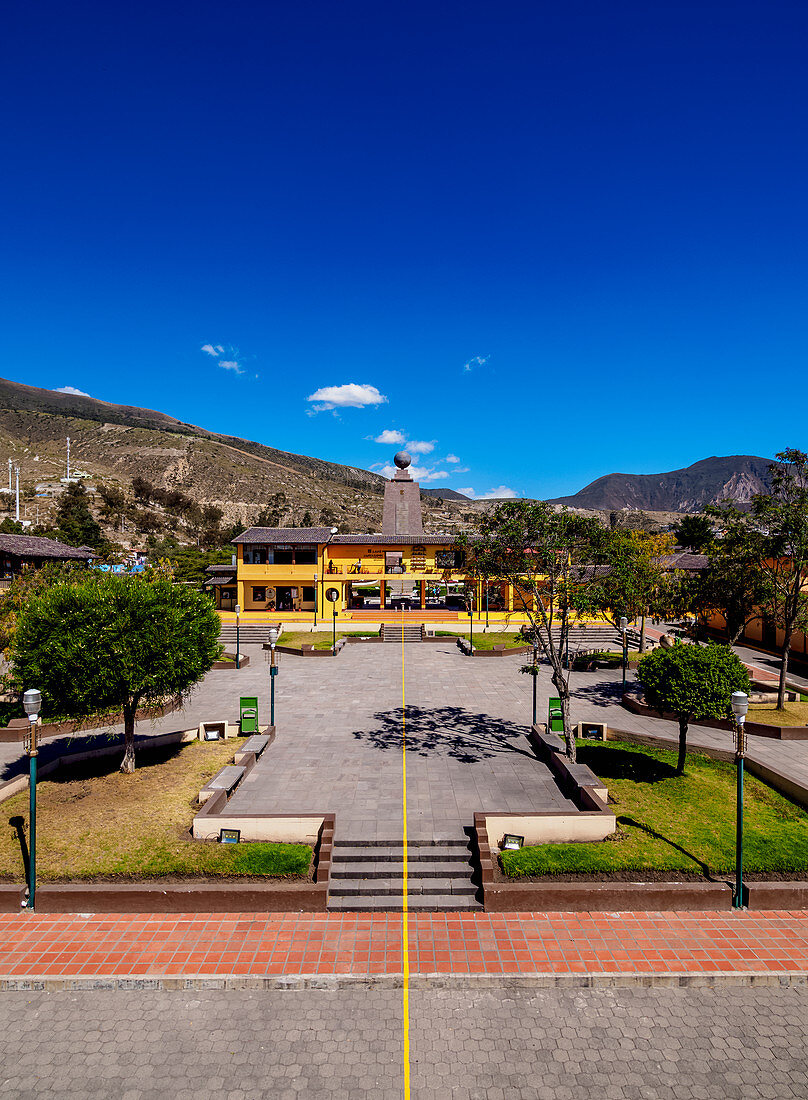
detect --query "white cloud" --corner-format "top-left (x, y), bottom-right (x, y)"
top-left (446, 454), bottom-right (460, 463)
top-left (459, 485), bottom-right (518, 500)
top-left (374, 429), bottom-right (407, 445)
top-left (463, 354), bottom-right (490, 372)
top-left (454, 466), bottom-right (470, 473)
top-left (307, 383), bottom-right (387, 413)
top-left (201, 343), bottom-right (249, 377)
top-left (54, 385), bottom-right (91, 397)
top-left (377, 462), bottom-right (448, 483)
top-left (406, 439), bottom-right (436, 455)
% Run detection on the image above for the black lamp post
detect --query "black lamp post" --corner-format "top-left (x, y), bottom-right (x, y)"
top-left (532, 637), bottom-right (538, 725)
top-left (731, 690), bottom-right (749, 908)
top-left (325, 587), bottom-right (340, 654)
top-left (235, 603), bottom-right (241, 670)
top-left (619, 615), bottom-right (628, 695)
top-left (23, 688), bottom-right (41, 910)
top-left (267, 627), bottom-right (279, 726)
top-left (468, 597), bottom-right (473, 653)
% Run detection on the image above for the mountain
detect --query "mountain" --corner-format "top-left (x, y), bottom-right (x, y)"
top-left (0, 377), bottom-right (468, 535)
top-left (548, 455), bottom-right (775, 513)
top-left (420, 487), bottom-right (471, 501)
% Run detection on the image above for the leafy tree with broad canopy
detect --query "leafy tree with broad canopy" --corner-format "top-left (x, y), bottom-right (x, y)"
top-left (673, 514), bottom-right (715, 553)
top-left (573, 529), bottom-right (679, 652)
top-left (458, 500), bottom-right (603, 761)
top-left (637, 642), bottom-right (749, 774)
top-left (690, 503), bottom-right (772, 647)
top-left (751, 448), bottom-right (808, 709)
top-left (12, 569), bottom-right (221, 772)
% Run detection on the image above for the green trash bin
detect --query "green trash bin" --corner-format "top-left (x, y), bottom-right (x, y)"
top-left (240, 696), bottom-right (259, 735)
top-left (548, 696), bottom-right (564, 733)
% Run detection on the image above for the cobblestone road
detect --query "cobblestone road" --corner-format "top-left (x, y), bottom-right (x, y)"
top-left (1, 984), bottom-right (806, 1099)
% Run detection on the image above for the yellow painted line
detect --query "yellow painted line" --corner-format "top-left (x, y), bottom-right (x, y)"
top-left (401, 605), bottom-right (411, 1099)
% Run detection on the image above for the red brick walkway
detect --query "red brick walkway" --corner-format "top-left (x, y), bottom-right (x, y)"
top-left (1, 911), bottom-right (807, 979)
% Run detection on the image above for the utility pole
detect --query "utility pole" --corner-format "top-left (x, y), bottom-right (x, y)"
top-left (7, 459), bottom-right (11, 492)
top-left (66, 437), bottom-right (71, 480)
top-left (15, 466), bottom-right (20, 522)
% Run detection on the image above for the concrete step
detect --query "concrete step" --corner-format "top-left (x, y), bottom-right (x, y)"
top-left (329, 880), bottom-right (477, 897)
top-left (333, 844), bottom-right (470, 863)
top-left (334, 838), bottom-right (469, 848)
top-left (327, 895), bottom-right (483, 913)
top-left (331, 862), bottom-right (472, 879)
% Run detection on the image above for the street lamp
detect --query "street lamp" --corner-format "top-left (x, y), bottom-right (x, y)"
top-left (325, 587), bottom-right (340, 654)
top-left (619, 616), bottom-right (628, 695)
top-left (532, 634), bottom-right (539, 725)
top-left (468, 595), bottom-right (474, 654)
top-left (318, 527), bottom-right (339, 627)
top-left (235, 604), bottom-right (241, 670)
top-left (730, 690), bottom-right (749, 909)
top-left (267, 626), bottom-right (279, 726)
top-left (22, 688), bottom-right (41, 910)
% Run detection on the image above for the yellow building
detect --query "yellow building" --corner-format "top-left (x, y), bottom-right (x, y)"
top-left (207, 453), bottom-right (545, 625)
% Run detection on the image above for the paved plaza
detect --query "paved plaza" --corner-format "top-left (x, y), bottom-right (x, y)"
top-left (2, 639), bottom-right (808, 1095)
top-left (4, 636), bottom-right (807, 841)
top-left (0, 982), bottom-right (806, 1099)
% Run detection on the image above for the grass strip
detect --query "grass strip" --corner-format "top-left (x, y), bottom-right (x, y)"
top-left (501, 738), bottom-right (808, 877)
top-left (0, 738), bottom-right (311, 881)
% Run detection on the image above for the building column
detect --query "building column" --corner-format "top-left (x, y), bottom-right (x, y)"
top-left (420, 579), bottom-right (426, 610)
top-left (507, 583), bottom-right (514, 612)
top-left (380, 579), bottom-right (386, 611)
top-left (237, 579), bottom-right (245, 613)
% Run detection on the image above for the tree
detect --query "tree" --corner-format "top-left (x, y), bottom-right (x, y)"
top-left (11, 570), bottom-right (221, 772)
top-left (574, 530), bottom-right (677, 651)
top-left (54, 482), bottom-right (102, 549)
top-left (692, 505), bottom-right (771, 646)
top-left (752, 448), bottom-right (808, 708)
top-left (0, 517), bottom-right (24, 535)
top-left (673, 514), bottom-right (714, 552)
top-left (131, 476), bottom-right (154, 504)
top-left (97, 483), bottom-right (128, 531)
top-left (459, 500), bottom-right (603, 761)
top-left (300, 511), bottom-right (314, 527)
top-left (637, 642), bottom-right (749, 774)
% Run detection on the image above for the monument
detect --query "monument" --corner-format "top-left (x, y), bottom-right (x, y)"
top-left (381, 451), bottom-right (424, 536)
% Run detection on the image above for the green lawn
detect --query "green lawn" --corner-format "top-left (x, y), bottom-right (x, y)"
top-left (279, 630), bottom-right (377, 650)
top-left (501, 739), bottom-right (808, 878)
top-left (0, 738), bottom-right (311, 881)
top-left (748, 701), bottom-right (808, 727)
top-left (437, 630), bottom-right (528, 651)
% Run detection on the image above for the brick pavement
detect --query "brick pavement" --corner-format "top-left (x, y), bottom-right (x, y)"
top-left (1, 911), bottom-right (808, 981)
top-left (0, 984), bottom-right (806, 1099)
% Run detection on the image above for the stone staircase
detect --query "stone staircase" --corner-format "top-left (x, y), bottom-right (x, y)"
top-left (381, 622), bottom-right (424, 644)
top-left (219, 622), bottom-right (281, 646)
top-left (327, 836), bottom-right (482, 912)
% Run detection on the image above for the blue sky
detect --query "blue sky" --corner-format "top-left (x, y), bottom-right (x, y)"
top-left (2, 1), bottom-right (806, 500)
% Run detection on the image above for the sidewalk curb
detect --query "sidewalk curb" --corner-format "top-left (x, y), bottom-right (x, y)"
top-left (1, 970), bottom-right (806, 992)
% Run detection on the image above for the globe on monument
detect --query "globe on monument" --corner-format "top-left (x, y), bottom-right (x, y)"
top-left (393, 451), bottom-right (412, 470)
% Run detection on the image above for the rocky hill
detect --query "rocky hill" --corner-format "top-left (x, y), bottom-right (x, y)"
top-left (548, 455), bottom-right (775, 513)
top-left (0, 377), bottom-right (469, 536)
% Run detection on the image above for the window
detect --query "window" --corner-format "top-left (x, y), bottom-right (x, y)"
top-left (434, 549), bottom-right (466, 569)
top-left (295, 547), bottom-right (317, 564)
top-left (244, 546), bottom-right (267, 565)
top-left (252, 586), bottom-right (267, 602)
top-left (302, 586), bottom-right (315, 601)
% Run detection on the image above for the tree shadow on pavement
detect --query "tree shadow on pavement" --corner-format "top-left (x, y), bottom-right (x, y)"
top-left (572, 679), bottom-right (631, 709)
top-left (352, 706), bottom-right (536, 763)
